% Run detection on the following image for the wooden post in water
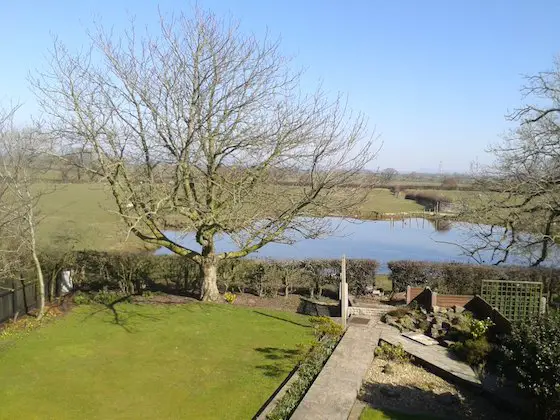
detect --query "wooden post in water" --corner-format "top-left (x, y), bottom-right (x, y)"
top-left (340, 255), bottom-right (348, 328)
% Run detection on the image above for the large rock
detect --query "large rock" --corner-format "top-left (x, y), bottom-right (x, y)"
top-left (453, 305), bottom-right (465, 314)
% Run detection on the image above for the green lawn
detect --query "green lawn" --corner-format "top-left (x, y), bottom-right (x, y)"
top-left (0, 303), bottom-right (312, 420)
top-left (360, 406), bottom-right (441, 420)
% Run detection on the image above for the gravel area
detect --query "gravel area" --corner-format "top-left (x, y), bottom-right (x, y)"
top-left (359, 358), bottom-right (518, 420)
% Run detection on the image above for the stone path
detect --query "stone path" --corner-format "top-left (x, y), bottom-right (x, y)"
top-left (379, 324), bottom-right (482, 388)
top-left (289, 303), bottom-right (501, 419)
top-left (291, 304), bottom-right (393, 420)
top-left (290, 317), bottom-right (382, 419)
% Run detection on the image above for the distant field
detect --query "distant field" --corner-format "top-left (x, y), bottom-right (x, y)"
top-left (32, 183), bottom-right (429, 252)
top-left (34, 183), bottom-right (146, 251)
top-left (356, 189), bottom-right (424, 215)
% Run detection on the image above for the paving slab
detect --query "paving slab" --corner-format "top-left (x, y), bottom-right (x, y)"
top-left (401, 331), bottom-right (439, 346)
top-left (290, 315), bottom-right (384, 420)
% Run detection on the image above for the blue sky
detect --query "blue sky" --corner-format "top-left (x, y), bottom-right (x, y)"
top-left (1, 1), bottom-right (559, 172)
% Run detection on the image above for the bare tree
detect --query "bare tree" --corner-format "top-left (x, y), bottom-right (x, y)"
top-left (460, 56), bottom-right (560, 266)
top-left (0, 106), bottom-right (47, 317)
top-left (379, 167), bottom-right (398, 184)
top-left (32, 9), bottom-right (378, 301)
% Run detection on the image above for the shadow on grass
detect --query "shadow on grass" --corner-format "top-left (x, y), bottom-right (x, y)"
top-left (255, 346), bottom-right (302, 378)
top-left (253, 310), bottom-right (311, 328)
top-left (80, 296), bottom-right (162, 333)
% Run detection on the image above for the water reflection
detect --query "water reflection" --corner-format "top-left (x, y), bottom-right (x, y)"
top-left (428, 218), bottom-right (452, 232)
top-left (155, 217), bottom-right (554, 272)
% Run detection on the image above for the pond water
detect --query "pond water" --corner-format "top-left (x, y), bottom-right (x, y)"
top-left (156, 218), bottom-right (552, 273)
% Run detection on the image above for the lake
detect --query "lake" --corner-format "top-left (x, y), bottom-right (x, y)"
top-left (156, 217), bottom-right (551, 272)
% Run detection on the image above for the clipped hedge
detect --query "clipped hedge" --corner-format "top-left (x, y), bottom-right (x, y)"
top-left (38, 251), bottom-right (379, 298)
top-left (388, 260), bottom-right (560, 296)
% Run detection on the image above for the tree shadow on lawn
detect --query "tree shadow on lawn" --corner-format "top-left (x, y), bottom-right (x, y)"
top-left (252, 310), bottom-right (311, 328)
top-left (80, 296), bottom-right (163, 333)
top-left (254, 346), bottom-right (303, 378)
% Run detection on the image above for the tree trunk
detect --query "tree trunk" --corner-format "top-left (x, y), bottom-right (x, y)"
top-left (26, 200), bottom-right (45, 319)
top-left (200, 260), bottom-right (220, 302)
top-left (32, 250), bottom-right (45, 319)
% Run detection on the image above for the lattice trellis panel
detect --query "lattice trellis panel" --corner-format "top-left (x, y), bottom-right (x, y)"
top-left (480, 280), bottom-right (542, 322)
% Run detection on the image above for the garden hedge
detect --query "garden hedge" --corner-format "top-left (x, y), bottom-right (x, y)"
top-left (37, 251), bottom-right (379, 298)
top-left (388, 260), bottom-right (560, 297)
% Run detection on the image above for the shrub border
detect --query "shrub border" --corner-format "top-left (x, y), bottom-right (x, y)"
top-left (254, 325), bottom-right (344, 420)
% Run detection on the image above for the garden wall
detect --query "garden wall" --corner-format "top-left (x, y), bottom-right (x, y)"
top-left (390, 260), bottom-right (560, 299)
top-left (406, 286), bottom-right (473, 309)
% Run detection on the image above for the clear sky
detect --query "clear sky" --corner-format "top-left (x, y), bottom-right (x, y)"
top-left (1, 0), bottom-right (559, 172)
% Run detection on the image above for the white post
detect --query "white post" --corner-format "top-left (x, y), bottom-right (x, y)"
top-left (340, 255), bottom-right (348, 328)
top-left (540, 296), bottom-right (547, 315)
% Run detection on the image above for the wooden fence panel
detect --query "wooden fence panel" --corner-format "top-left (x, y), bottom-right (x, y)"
top-left (0, 290), bottom-right (14, 323)
top-left (0, 281), bottom-right (37, 324)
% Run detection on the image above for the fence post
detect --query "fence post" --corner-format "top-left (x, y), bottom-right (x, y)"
top-left (340, 255), bottom-right (348, 329)
top-left (431, 290), bottom-right (438, 311)
top-left (11, 279), bottom-right (17, 320)
top-left (406, 286), bottom-right (411, 304)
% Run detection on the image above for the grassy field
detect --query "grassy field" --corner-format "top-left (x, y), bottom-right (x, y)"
top-left (357, 189), bottom-right (424, 215)
top-left (375, 274), bottom-right (392, 291)
top-left (0, 303), bottom-right (312, 420)
top-left (34, 183), bottom-right (146, 251)
top-left (33, 183), bottom-right (426, 251)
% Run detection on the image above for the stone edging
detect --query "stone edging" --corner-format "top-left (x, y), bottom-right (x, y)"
top-left (253, 333), bottom-right (345, 420)
top-left (254, 367), bottom-right (301, 420)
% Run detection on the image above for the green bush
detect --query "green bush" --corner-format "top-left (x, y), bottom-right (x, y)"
top-left (266, 317), bottom-right (343, 419)
top-left (309, 316), bottom-right (344, 338)
top-left (224, 291), bottom-right (237, 304)
top-left (374, 342), bottom-right (410, 363)
top-left (499, 312), bottom-right (560, 419)
top-left (72, 292), bottom-right (92, 305)
top-left (451, 337), bottom-right (492, 366)
top-left (388, 260), bottom-right (560, 296)
top-left (469, 318), bottom-right (494, 339)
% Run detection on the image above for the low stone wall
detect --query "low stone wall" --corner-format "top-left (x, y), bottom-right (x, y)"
top-left (348, 306), bottom-right (381, 317)
top-left (298, 297), bottom-right (341, 317)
